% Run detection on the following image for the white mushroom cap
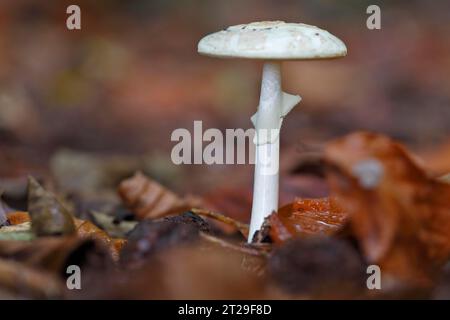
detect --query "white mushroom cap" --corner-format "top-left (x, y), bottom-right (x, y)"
top-left (198, 21), bottom-right (347, 60)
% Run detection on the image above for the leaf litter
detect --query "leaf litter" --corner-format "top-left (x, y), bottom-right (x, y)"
top-left (0, 132), bottom-right (450, 298)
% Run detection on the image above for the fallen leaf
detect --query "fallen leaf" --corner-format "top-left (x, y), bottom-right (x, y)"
top-left (118, 172), bottom-right (195, 220)
top-left (82, 245), bottom-right (269, 299)
top-left (269, 198), bottom-right (347, 244)
top-left (0, 210), bottom-right (124, 261)
top-left (421, 141), bottom-right (450, 174)
top-left (120, 212), bottom-right (207, 268)
top-left (74, 218), bottom-right (123, 261)
top-left (113, 238), bottom-right (127, 253)
top-left (90, 210), bottom-right (137, 238)
top-left (324, 132), bottom-right (450, 286)
top-left (6, 211), bottom-right (30, 225)
top-left (268, 237), bottom-right (366, 298)
top-left (27, 176), bottom-right (75, 236)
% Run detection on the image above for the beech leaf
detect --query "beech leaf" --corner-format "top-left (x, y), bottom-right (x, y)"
top-left (324, 132), bottom-right (450, 285)
top-left (27, 177), bottom-right (75, 236)
top-left (118, 172), bottom-right (196, 220)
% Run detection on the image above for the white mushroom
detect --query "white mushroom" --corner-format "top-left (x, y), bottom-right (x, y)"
top-left (198, 21), bottom-right (347, 242)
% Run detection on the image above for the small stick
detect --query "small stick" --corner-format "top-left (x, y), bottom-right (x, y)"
top-left (191, 208), bottom-right (249, 238)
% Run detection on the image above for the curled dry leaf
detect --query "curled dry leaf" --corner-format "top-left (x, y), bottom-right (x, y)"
top-left (269, 198), bottom-right (347, 244)
top-left (118, 172), bottom-right (196, 220)
top-left (27, 176), bottom-right (75, 236)
top-left (74, 218), bottom-right (124, 261)
top-left (324, 132), bottom-right (450, 285)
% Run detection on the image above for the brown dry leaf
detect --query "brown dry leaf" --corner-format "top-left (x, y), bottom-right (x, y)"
top-left (118, 171), bottom-right (196, 220)
top-left (83, 245), bottom-right (270, 299)
top-left (324, 132), bottom-right (450, 286)
top-left (6, 211), bottom-right (30, 225)
top-left (268, 237), bottom-right (366, 298)
top-left (74, 218), bottom-right (124, 261)
top-left (113, 238), bottom-right (127, 253)
top-left (269, 198), bottom-right (347, 244)
top-left (120, 213), bottom-right (207, 268)
top-left (27, 176), bottom-right (75, 236)
top-left (421, 141), bottom-right (450, 174)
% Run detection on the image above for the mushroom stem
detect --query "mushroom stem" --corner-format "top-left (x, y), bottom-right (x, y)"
top-left (248, 61), bottom-right (282, 242)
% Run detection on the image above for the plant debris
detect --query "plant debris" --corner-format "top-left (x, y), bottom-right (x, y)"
top-left (1, 0), bottom-right (449, 301)
top-left (118, 172), bottom-right (196, 220)
top-left (120, 212), bottom-right (207, 268)
top-left (0, 131), bottom-right (450, 299)
top-left (90, 210), bottom-right (137, 238)
top-left (191, 208), bottom-right (249, 237)
top-left (324, 132), bottom-right (450, 286)
top-left (27, 177), bottom-right (75, 236)
top-left (268, 237), bottom-right (366, 298)
top-left (268, 198), bottom-right (347, 243)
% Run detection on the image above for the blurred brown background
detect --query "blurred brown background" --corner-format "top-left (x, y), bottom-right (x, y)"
top-left (0, 0), bottom-right (449, 207)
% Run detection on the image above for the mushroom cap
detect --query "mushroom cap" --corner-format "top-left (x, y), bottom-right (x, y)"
top-left (198, 21), bottom-right (347, 60)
